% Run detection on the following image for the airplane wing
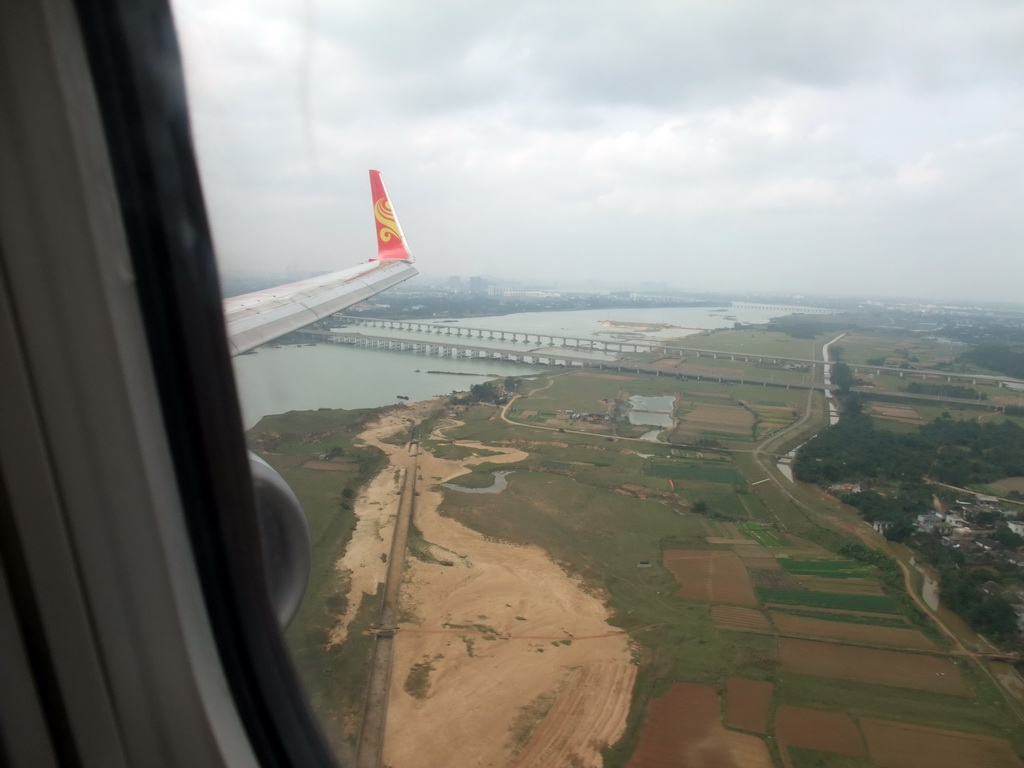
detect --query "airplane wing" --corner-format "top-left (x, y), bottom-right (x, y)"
top-left (222, 170), bottom-right (418, 356)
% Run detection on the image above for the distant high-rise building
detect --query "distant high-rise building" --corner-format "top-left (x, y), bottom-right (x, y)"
top-left (469, 276), bottom-right (489, 295)
top-left (447, 276), bottom-right (463, 292)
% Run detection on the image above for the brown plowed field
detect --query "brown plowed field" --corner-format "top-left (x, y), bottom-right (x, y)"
top-left (712, 606), bottom-right (772, 631)
top-left (779, 638), bottom-right (970, 695)
top-left (771, 612), bottom-right (936, 649)
top-left (626, 683), bottom-right (773, 768)
top-left (775, 705), bottom-right (863, 762)
top-left (663, 550), bottom-right (757, 605)
top-left (725, 678), bottom-right (772, 733)
top-left (861, 718), bottom-right (1022, 768)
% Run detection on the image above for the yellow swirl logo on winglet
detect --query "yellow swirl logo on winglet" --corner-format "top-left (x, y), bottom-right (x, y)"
top-left (374, 197), bottom-right (401, 243)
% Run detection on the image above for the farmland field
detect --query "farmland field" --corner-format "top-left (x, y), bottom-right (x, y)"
top-left (759, 588), bottom-right (900, 614)
top-left (711, 605), bottom-right (772, 632)
top-left (663, 550), bottom-right (757, 605)
top-left (779, 558), bottom-right (871, 577)
top-left (860, 718), bottom-right (1022, 768)
top-left (778, 639), bottom-right (970, 695)
top-left (626, 683), bottom-right (773, 768)
top-left (775, 705), bottom-right (863, 759)
top-left (738, 522), bottom-right (784, 546)
top-left (679, 404), bottom-right (754, 435)
top-left (795, 576), bottom-right (886, 595)
top-left (726, 678), bottom-right (773, 733)
top-left (771, 612), bottom-right (937, 649)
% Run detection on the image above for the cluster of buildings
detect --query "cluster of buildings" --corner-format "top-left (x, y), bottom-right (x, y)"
top-left (914, 497), bottom-right (1024, 569)
top-left (557, 409), bottom-right (609, 424)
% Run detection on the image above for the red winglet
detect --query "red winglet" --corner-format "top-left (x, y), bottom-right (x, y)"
top-left (369, 170), bottom-right (413, 261)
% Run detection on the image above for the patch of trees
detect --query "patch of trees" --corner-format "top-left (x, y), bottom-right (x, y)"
top-left (901, 382), bottom-right (987, 400)
top-left (794, 411), bottom-right (1024, 487)
top-left (830, 362), bottom-right (855, 393)
top-left (940, 322), bottom-right (1024, 347)
top-left (838, 483), bottom-right (933, 528)
top-left (450, 380), bottom-right (502, 405)
top-left (957, 345), bottom-right (1024, 378)
top-left (940, 568), bottom-right (1019, 643)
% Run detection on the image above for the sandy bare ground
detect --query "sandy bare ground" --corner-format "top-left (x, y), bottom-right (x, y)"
top-left (335, 402), bottom-right (636, 768)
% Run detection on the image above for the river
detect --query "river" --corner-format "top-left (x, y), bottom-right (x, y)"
top-left (233, 304), bottom-right (823, 428)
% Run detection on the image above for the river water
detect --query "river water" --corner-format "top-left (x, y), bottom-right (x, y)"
top-left (233, 304), bottom-right (818, 427)
top-left (441, 471), bottom-right (513, 494)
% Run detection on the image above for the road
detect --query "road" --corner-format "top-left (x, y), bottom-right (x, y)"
top-left (355, 445), bottom-right (419, 768)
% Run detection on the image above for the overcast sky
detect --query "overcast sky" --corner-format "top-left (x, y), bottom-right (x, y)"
top-left (172, 0), bottom-right (1024, 303)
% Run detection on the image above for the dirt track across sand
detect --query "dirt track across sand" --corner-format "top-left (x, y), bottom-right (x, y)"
top-left (337, 403), bottom-right (636, 768)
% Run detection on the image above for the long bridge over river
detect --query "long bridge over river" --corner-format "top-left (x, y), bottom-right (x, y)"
top-left (293, 328), bottom-right (1009, 409)
top-left (330, 316), bottom-right (1024, 390)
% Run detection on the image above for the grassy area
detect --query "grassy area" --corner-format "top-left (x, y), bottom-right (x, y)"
top-left (789, 748), bottom-right (866, 768)
top-left (425, 442), bottom-right (503, 460)
top-left (650, 460), bottom-right (746, 486)
top-left (985, 476), bottom-right (1024, 495)
top-left (683, 328), bottom-right (824, 359)
top-left (683, 488), bottom-right (754, 518)
top-left (439, 469), bottom-right (506, 489)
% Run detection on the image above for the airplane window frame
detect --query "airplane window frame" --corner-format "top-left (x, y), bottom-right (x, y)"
top-left (0, 0), bottom-right (336, 766)
top-left (71, 1), bottom-right (338, 766)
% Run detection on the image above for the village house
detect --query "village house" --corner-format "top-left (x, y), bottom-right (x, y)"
top-left (915, 512), bottom-right (949, 534)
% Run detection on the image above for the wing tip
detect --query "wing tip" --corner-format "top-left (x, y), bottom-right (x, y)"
top-left (369, 170), bottom-right (414, 263)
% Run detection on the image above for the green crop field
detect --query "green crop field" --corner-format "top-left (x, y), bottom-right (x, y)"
top-left (737, 493), bottom-right (771, 521)
top-left (738, 522), bottom-right (784, 546)
top-left (780, 559), bottom-right (872, 577)
top-left (774, 608), bottom-right (911, 628)
top-left (758, 588), bottom-right (900, 614)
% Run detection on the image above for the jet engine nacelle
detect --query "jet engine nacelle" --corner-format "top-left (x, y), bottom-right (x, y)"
top-left (248, 453), bottom-right (311, 627)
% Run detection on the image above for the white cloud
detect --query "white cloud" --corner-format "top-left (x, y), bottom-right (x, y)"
top-left (172, 0), bottom-right (1024, 302)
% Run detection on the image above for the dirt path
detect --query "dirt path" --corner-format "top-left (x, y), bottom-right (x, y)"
top-left (338, 401), bottom-right (636, 768)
